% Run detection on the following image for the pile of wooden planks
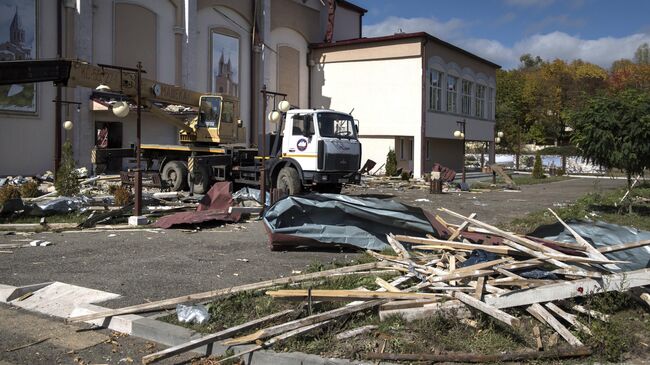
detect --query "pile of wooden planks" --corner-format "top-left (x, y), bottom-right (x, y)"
top-left (77, 207), bottom-right (650, 364)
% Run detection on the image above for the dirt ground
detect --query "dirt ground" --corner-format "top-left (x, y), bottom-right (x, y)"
top-left (0, 176), bottom-right (627, 364)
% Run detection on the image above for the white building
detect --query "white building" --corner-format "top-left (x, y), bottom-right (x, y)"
top-left (310, 32), bottom-right (499, 178)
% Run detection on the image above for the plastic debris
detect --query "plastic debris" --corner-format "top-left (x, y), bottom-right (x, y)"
top-left (176, 304), bottom-right (211, 324)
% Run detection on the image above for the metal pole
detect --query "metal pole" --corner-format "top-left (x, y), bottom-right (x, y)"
top-left (135, 61), bottom-right (143, 217)
top-left (259, 85), bottom-right (267, 209)
top-left (462, 122), bottom-right (466, 183)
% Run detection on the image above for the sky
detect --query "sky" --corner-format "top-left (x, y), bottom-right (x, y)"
top-left (353, 0), bottom-right (650, 69)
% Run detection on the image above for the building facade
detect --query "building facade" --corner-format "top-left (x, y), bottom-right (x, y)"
top-left (310, 33), bottom-right (499, 178)
top-left (0, 1), bottom-right (497, 180)
top-left (0, 0), bottom-right (364, 176)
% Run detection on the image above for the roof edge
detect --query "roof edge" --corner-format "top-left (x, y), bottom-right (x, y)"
top-left (337, 0), bottom-right (367, 14)
top-left (310, 32), bottom-right (501, 69)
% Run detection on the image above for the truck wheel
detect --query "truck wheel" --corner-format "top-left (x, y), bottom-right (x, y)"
top-left (276, 167), bottom-right (301, 196)
top-left (189, 165), bottom-right (210, 194)
top-left (162, 161), bottom-right (188, 191)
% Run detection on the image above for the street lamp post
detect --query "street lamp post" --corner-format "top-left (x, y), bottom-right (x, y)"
top-left (453, 120), bottom-right (467, 183)
top-left (493, 131), bottom-right (504, 184)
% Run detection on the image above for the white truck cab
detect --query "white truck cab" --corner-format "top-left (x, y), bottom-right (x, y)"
top-left (267, 109), bottom-right (362, 194)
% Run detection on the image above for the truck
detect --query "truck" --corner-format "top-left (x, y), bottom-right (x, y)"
top-left (0, 59), bottom-right (362, 195)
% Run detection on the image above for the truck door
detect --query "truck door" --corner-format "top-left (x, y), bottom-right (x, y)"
top-left (218, 99), bottom-right (237, 143)
top-left (282, 113), bottom-right (318, 171)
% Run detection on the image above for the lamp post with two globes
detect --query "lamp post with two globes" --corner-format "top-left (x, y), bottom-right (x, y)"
top-left (453, 120), bottom-right (467, 183)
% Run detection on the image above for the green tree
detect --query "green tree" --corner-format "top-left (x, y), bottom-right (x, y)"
top-left (55, 141), bottom-right (80, 196)
top-left (385, 148), bottom-right (397, 176)
top-left (532, 152), bottom-right (544, 179)
top-left (571, 89), bottom-right (650, 213)
top-left (635, 43), bottom-right (650, 64)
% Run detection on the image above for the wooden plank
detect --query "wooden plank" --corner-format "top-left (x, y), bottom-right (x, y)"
top-left (438, 209), bottom-right (605, 275)
top-left (490, 164), bottom-right (517, 188)
top-left (484, 268), bottom-right (650, 309)
top-left (375, 277), bottom-right (401, 293)
top-left (545, 302), bottom-right (591, 335)
top-left (387, 234), bottom-right (411, 259)
top-left (379, 300), bottom-right (472, 322)
top-left (67, 262), bottom-right (385, 323)
top-left (570, 304), bottom-right (610, 322)
top-left (457, 258), bottom-right (512, 273)
top-left (448, 213), bottom-right (477, 241)
top-left (453, 291), bottom-right (520, 327)
top-left (428, 269), bottom-right (494, 283)
top-left (267, 289), bottom-right (440, 302)
top-left (364, 345), bottom-right (592, 362)
top-left (526, 304), bottom-right (583, 346)
top-left (224, 299), bottom-right (386, 345)
top-left (533, 325), bottom-right (543, 351)
top-left (474, 276), bottom-right (485, 300)
top-left (141, 309), bottom-right (295, 364)
top-left (217, 321), bottom-right (329, 364)
top-left (380, 299), bottom-right (440, 311)
top-left (335, 325), bottom-right (378, 340)
top-left (597, 239), bottom-right (650, 254)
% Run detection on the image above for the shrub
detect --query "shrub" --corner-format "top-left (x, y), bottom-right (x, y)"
top-left (20, 181), bottom-right (40, 198)
top-left (385, 149), bottom-right (397, 176)
top-left (55, 141), bottom-right (80, 196)
top-left (401, 172), bottom-right (410, 181)
top-left (113, 185), bottom-right (133, 206)
top-left (532, 152), bottom-right (544, 179)
top-left (0, 185), bottom-right (21, 205)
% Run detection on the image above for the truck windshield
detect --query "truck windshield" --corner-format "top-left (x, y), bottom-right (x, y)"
top-left (199, 96), bottom-right (222, 128)
top-left (317, 112), bottom-right (355, 138)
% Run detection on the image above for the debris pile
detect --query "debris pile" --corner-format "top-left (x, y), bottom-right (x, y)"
top-left (66, 207), bottom-right (650, 364)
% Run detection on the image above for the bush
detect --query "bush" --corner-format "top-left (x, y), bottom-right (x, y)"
top-left (20, 181), bottom-right (40, 198)
top-left (400, 172), bottom-right (410, 181)
top-left (55, 141), bottom-right (80, 196)
top-left (385, 149), bottom-right (397, 176)
top-left (0, 185), bottom-right (21, 205)
top-left (532, 152), bottom-right (544, 179)
top-left (113, 185), bottom-right (133, 206)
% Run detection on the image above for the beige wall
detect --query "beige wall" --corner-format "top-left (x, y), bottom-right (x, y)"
top-left (357, 137), bottom-right (394, 175)
top-left (114, 3), bottom-right (157, 78)
top-left (277, 46), bottom-right (300, 106)
top-left (271, 0), bottom-right (320, 42)
top-left (0, 0), bottom-right (58, 176)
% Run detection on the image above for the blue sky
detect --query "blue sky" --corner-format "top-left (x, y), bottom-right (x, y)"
top-left (353, 0), bottom-right (650, 69)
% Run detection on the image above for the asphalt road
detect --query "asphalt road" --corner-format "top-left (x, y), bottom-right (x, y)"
top-left (0, 177), bottom-right (625, 309)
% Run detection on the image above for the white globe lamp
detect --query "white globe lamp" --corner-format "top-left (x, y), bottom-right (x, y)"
top-left (112, 101), bottom-right (130, 118)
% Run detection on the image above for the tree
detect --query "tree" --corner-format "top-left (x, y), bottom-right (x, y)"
top-left (55, 141), bottom-right (80, 196)
top-left (519, 54), bottom-right (544, 70)
top-left (532, 152), bottom-right (544, 179)
top-left (571, 89), bottom-right (650, 213)
top-left (385, 148), bottom-right (397, 176)
top-left (635, 43), bottom-right (650, 64)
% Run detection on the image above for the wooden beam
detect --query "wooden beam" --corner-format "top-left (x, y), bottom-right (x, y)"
top-left (545, 302), bottom-right (591, 335)
top-left (428, 269), bottom-right (495, 283)
top-left (141, 309), bottom-right (295, 364)
top-left (597, 239), bottom-right (650, 254)
top-left (533, 325), bottom-right (543, 351)
top-left (526, 304), bottom-right (583, 346)
top-left (387, 234), bottom-right (411, 259)
top-left (453, 291), bottom-right (520, 327)
top-left (375, 277), bottom-right (401, 293)
top-left (474, 276), bottom-right (485, 300)
top-left (224, 299), bottom-right (386, 346)
top-left (67, 262), bottom-right (385, 322)
top-left (448, 213), bottom-right (477, 241)
top-left (484, 268), bottom-right (650, 309)
top-left (267, 289), bottom-right (440, 302)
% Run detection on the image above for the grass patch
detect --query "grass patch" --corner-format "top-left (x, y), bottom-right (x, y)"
top-left (504, 183), bottom-right (650, 234)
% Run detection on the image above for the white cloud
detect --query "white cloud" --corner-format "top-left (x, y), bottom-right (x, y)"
top-left (363, 16), bottom-right (467, 40)
top-left (362, 16), bottom-right (650, 69)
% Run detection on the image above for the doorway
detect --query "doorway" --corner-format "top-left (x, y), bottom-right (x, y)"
top-left (95, 121), bottom-right (123, 173)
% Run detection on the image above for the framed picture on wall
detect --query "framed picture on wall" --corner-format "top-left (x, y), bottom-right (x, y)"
top-left (210, 28), bottom-right (240, 97)
top-left (0, 0), bottom-right (37, 113)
